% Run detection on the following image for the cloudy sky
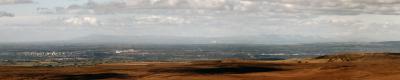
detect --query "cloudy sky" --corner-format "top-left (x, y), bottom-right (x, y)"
top-left (1, 0), bottom-right (400, 43)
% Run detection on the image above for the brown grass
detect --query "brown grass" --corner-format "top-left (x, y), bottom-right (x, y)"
top-left (1, 52), bottom-right (400, 80)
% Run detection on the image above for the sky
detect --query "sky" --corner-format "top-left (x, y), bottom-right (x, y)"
top-left (1, 0), bottom-right (400, 44)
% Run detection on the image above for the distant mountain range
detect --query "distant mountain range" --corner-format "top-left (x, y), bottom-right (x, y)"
top-left (65, 34), bottom-right (330, 45)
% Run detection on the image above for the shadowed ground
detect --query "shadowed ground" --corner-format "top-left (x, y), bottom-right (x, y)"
top-left (54, 73), bottom-right (129, 80)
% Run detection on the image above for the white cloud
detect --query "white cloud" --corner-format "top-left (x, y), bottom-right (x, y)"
top-left (63, 16), bottom-right (99, 26)
top-left (133, 15), bottom-right (191, 25)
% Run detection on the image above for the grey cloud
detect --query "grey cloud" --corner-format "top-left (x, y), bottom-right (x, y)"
top-left (40, 0), bottom-right (400, 16)
top-left (4, 0), bottom-right (400, 43)
top-left (275, 0), bottom-right (400, 15)
top-left (0, 11), bottom-right (14, 17)
top-left (46, 0), bottom-right (258, 14)
top-left (0, 0), bottom-right (33, 5)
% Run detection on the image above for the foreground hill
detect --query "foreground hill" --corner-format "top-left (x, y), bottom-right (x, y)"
top-left (1, 52), bottom-right (400, 80)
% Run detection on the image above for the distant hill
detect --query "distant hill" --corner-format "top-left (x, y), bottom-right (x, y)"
top-left (375, 41), bottom-right (400, 45)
